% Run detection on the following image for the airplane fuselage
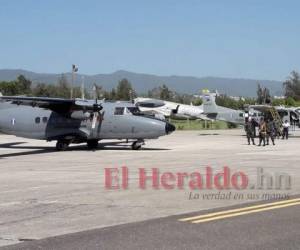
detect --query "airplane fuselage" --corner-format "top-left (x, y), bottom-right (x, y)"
top-left (0, 101), bottom-right (173, 142)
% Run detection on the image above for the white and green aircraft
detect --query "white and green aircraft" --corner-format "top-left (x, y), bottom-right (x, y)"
top-left (134, 97), bottom-right (207, 120)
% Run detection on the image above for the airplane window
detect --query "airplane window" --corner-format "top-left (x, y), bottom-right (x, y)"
top-left (114, 107), bottom-right (125, 115)
top-left (35, 117), bottom-right (40, 124)
top-left (43, 117), bottom-right (48, 123)
top-left (239, 113), bottom-right (244, 117)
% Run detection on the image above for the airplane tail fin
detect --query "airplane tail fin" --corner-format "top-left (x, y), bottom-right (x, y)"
top-left (201, 90), bottom-right (217, 114)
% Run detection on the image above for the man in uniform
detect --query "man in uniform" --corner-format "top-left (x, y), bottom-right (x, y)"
top-left (245, 118), bottom-right (255, 145)
top-left (266, 119), bottom-right (276, 145)
top-left (258, 117), bottom-right (267, 146)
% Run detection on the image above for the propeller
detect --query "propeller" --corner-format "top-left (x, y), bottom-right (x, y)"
top-left (91, 99), bottom-right (103, 130)
top-left (90, 84), bottom-right (104, 136)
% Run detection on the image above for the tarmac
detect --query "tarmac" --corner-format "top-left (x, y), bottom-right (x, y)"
top-left (0, 129), bottom-right (299, 248)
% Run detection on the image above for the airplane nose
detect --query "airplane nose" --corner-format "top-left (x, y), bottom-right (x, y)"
top-left (165, 122), bottom-right (176, 134)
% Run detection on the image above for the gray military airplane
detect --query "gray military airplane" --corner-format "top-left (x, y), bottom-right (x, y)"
top-left (201, 90), bottom-right (245, 125)
top-left (0, 95), bottom-right (175, 151)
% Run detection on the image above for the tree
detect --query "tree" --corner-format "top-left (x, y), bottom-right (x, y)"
top-left (110, 88), bottom-right (117, 100)
top-left (160, 84), bottom-right (171, 100)
top-left (0, 81), bottom-right (19, 95)
top-left (116, 78), bottom-right (135, 100)
top-left (285, 96), bottom-right (296, 106)
top-left (256, 84), bottom-right (263, 104)
top-left (16, 75), bottom-right (31, 94)
top-left (283, 71), bottom-right (300, 100)
top-left (192, 98), bottom-right (202, 106)
top-left (32, 83), bottom-right (57, 97)
top-left (0, 75), bottom-right (32, 96)
top-left (216, 95), bottom-right (239, 109)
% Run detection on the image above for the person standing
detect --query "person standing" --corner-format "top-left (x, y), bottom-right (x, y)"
top-left (258, 117), bottom-right (267, 146)
top-left (282, 120), bottom-right (290, 140)
top-left (245, 118), bottom-right (256, 145)
top-left (266, 119), bottom-right (276, 145)
top-left (251, 118), bottom-right (258, 138)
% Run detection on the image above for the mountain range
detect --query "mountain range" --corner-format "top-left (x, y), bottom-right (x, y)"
top-left (0, 69), bottom-right (284, 97)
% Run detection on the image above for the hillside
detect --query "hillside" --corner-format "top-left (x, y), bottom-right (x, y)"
top-left (0, 69), bottom-right (283, 97)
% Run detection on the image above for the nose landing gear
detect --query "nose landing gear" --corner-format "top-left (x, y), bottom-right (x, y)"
top-left (131, 140), bottom-right (144, 150)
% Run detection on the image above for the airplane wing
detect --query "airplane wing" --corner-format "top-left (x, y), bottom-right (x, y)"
top-left (0, 96), bottom-right (102, 114)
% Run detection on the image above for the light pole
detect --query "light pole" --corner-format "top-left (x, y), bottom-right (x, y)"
top-left (81, 76), bottom-right (85, 100)
top-left (71, 64), bottom-right (78, 99)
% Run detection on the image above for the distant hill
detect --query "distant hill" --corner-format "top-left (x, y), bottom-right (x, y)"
top-left (0, 69), bottom-right (283, 97)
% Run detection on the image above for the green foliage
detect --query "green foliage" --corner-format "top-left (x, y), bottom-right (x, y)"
top-left (32, 83), bottom-right (58, 97)
top-left (216, 95), bottom-right (238, 109)
top-left (192, 98), bottom-right (202, 106)
top-left (283, 71), bottom-right (300, 100)
top-left (160, 84), bottom-right (172, 100)
top-left (285, 97), bottom-right (296, 106)
top-left (0, 74), bottom-right (32, 95)
top-left (170, 119), bottom-right (231, 130)
top-left (0, 74), bottom-right (87, 99)
top-left (271, 98), bottom-right (285, 106)
top-left (17, 75), bottom-right (32, 94)
top-left (215, 95), bottom-right (255, 110)
top-left (116, 78), bottom-right (135, 100)
top-left (2, 73), bottom-right (300, 109)
top-left (110, 88), bottom-right (117, 100)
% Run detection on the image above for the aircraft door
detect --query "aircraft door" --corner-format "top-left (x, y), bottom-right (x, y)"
top-left (110, 107), bottom-right (134, 138)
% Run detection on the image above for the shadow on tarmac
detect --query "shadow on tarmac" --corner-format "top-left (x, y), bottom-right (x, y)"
top-left (0, 142), bottom-right (170, 159)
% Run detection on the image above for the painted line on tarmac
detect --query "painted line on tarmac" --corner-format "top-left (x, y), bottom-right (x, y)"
top-left (179, 198), bottom-right (300, 223)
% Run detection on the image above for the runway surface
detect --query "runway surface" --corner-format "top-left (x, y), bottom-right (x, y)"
top-left (2, 198), bottom-right (300, 250)
top-left (0, 129), bottom-right (299, 248)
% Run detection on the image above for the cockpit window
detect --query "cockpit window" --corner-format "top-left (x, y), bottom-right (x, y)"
top-left (114, 107), bottom-right (125, 115)
top-left (127, 107), bottom-right (141, 115)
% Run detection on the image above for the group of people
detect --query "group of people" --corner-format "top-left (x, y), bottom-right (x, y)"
top-left (245, 117), bottom-right (290, 146)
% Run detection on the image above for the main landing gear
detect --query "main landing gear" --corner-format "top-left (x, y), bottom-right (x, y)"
top-left (131, 140), bottom-right (144, 150)
top-left (55, 139), bottom-right (142, 151)
top-left (56, 139), bottom-right (70, 151)
top-left (87, 139), bottom-right (99, 150)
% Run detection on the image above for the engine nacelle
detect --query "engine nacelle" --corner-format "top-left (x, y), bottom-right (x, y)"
top-left (70, 111), bottom-right (91, 120)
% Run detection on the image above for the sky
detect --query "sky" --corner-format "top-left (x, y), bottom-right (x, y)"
top-left (0, 0), bottom-right (299, 80)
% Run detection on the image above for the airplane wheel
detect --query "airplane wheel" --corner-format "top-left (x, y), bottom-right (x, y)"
top-left (87, 140), bottom-right (99, 150)
top-left (56, 140), bottom-right (70, 151)
top-left (132, 141), bottom-right (142, 150)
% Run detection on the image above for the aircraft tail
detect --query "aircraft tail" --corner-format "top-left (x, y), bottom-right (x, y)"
top-left (201, 90), bottom-right (217, 114)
